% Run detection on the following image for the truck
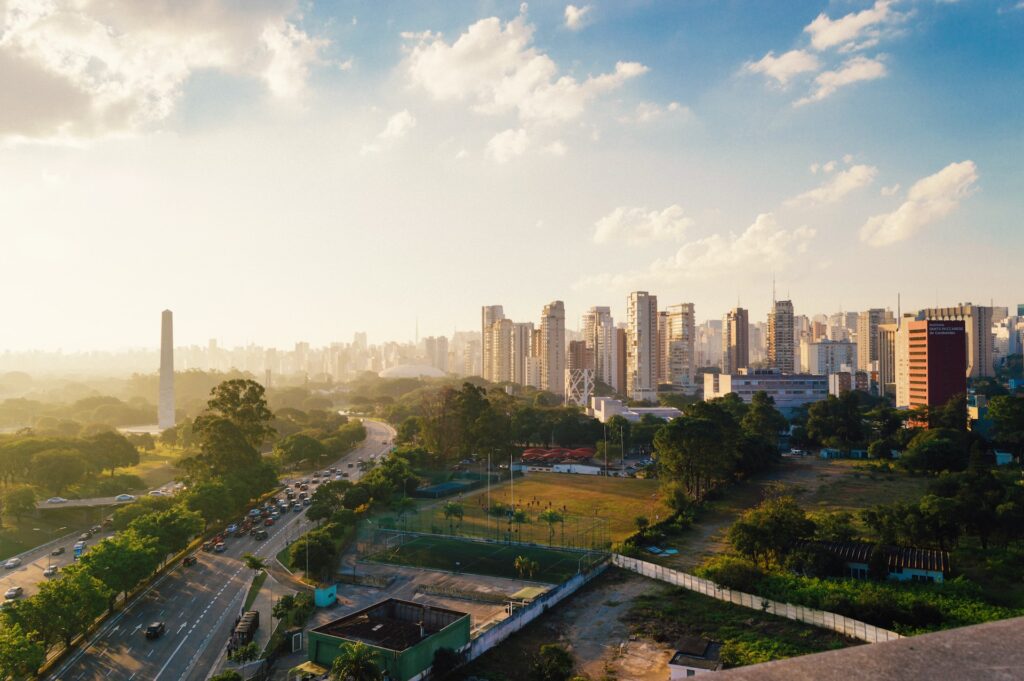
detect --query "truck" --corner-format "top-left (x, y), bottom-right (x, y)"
top-left (231, 610), bottom-right (260, 646)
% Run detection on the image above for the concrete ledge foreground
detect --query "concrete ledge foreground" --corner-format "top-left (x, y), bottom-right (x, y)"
top-left (716, 617), bottom-right (1024, 681)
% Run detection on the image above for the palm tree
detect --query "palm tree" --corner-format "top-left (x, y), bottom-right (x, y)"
top-left (513, 555), bottom-right (528, 579)
top-left (330, 642), bottom-right (382, 681)
top-left (538, 509), bottom-right (562, 545)
top-left (242, 553), bottom-right (267, 574)
top-left (512, 509), bottom-right (528, 539)
top-left (442, 502), bottom-right (464, 535)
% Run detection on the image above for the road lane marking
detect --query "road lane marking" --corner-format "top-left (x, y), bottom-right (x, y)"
top-left (177, 622), bottom-right (187, 633)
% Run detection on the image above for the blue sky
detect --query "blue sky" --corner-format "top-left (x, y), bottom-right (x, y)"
top-left (0, 0), bottom-right (1021, 350)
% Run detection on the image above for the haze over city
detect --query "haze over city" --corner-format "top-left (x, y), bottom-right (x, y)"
top-left (2, 0), bottom-right (1022, 351)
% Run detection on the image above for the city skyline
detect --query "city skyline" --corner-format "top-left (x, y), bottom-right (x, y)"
top-left (1, 1), bottom-right (1022, 351)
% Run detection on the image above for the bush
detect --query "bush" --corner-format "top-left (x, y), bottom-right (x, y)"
top-left (697, 555), bottom-right (766, 592)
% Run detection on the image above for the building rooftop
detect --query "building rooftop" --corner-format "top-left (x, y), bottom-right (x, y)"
top-left (806, 540), bottom-right (951, 574)
top-left (668, 636), bottom-right (723, 671)
top-left (715, 616), bottom-right (1024, 681)
top-left (311, 599), bottom-right (467, 653)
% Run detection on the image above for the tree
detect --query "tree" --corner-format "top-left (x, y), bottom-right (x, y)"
top-left (901, 429), bottom-right (968, 473)
top-left (811, 511), bottom-right (857, 542)
top-left (129, 506), bottom-right (203, 557)
top-left (35, 564), bottom-right (110, 646)
top-left (514, 555), bottom-right (530, 579)
top-left (330, 641), bottom-right (383, 681)
top-left (529, 644), bottom-right (574, 681)
top-left (183, 418), bottom-right (261, 482)
top-left (989, 395), bottom-right (1024, 458)
top-left (79, 529), bottom-right (160, 611)
top-left (274, 434), bottom-right (327, 469)
top-left (806, 392), bottom-right (865, 449)
top-left (289, 529), bottom-right (338, 583)
top-left (741, 391), bottom-right (788, 445)
top-left (0, 623), bottom-right (45, 679)
top-left (2, 487), bottom-right (35, 521)
top-left (81, 431), bottom-right (139, 475)
top-left (184, 480), bottom-right (233, 528)
top-left (634, 515), bottom-right (650, 537)
top-left (538, 509), bottom-right (563, 544)
top-left (29, 448), bottom-right (86, 494)
top-left (228, 641), bottom-right (260, 664)
top-left (194, 379), bottom-right (276, 449)
top-left (654, 416), bottom-right (735, 503)
top-left (442, 502), bottom-right (464, 533)
top-left (727, 496), bottom-right (814, 568)
top-left (242, 553), bottom-right (267, 574)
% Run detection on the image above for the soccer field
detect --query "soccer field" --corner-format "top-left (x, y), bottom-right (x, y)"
top-left (369, 534), bottom-right (602, 583)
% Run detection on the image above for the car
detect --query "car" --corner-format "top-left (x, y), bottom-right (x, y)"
top-left (347, 463), bottom-right (353, 468)
top-left (4, 587), bottom-right (22, 600)
top-left (301, 497), bottom-right (311, 506)
top-left (202, 541), bottom-right (214, 552)
top-left (342, 472), bottom-right (349, 478)
top-left (73, 541), bottom-right (86, 551)
top-left (252, 529), bottom-right (269, 540)
top-left (226, 524), bottom-right (238, 534)
top-left (4, 558), bottom-right (21, 569)
top-left (51, 547), bottom-right (66, 556)
top-left (115, 494), bottom-right (136, 502)
top-left (292, 503), bottom-right (302, 512)
top-left (79, 533), bottom-right (91, 541)
top-left (270, 511), bottom-right (280, 520)
top-left (46, 497), bottom-right (68, 504)
top-left (148, 490), bottom-right (166, 497)
top-left (248, 508), bottom-right (261, 518)
top-left (264, 518), bottom-right (275, 527)
top-left (90, 524), bottom-right (102, 533)
top-left (145, 622), bottom-right (166, 639)
top-left (214, 542), bottom-right (226, 553)
top-left (183, 555), bottom-right (198, 567)
top-left (43, 565), bottom-right (58, 578)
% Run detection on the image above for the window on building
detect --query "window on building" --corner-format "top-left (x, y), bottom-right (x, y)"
top-left (687, 671), bottom-right (696, 677)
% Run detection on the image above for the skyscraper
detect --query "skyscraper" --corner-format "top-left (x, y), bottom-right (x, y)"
top-left (663, 303), bottom-right (696, 388)
top-left (918, 303), bottom-right (994, 378)
top-left (856, 308), bottom-right (894, 371)
top-left (626, 291), bottom-right (659, 401)
top-left (158, 309), bottom-right (175, 430)
top-left (877, 321), bottom-right (900, 397)
top-left (896, 320), bottom-right (967, 410)
top-left (722, 307), bottom-right (749, 374)
top-left (480, 305), bottom-right (505, 382)
top-left (511, 322), bottom-right (534, 386)
top-left (767, 299), bottom-right (795, 374)
top-left (540, 301), bottom-right (566, 396)
top-left (582, 306), bottom-right (617, 389)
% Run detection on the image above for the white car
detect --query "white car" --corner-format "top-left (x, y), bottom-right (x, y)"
top-left (46, 497), bottom-right (68, 504)
top-left (43, 565), bottom-right (58, 578)
top-left (4, 587), bottom-right (22, 600)
top-left (115, 494), bottom-right (136, 502)
top-left (148, 490), bottom-right (166, 497)
top-left (3, 558), bottom-right (21, 569)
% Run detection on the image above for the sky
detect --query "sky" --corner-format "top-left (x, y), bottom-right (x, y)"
top-left (1, 0), bottom-right (1022, 351)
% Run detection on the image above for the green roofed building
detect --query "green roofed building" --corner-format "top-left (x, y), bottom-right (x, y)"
top-left (308, 598), bottom-right (470, 681)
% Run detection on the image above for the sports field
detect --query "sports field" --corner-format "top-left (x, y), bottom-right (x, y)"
top-left (394, 474), bottom-right (670, 547)
top-left (368, 534), bottom-right (603, 583)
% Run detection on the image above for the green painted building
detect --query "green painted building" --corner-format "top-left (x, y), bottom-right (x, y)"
top-left (308, 599), bottom-right (470, 681)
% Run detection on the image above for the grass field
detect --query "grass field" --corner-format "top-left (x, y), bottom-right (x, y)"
top-left (369, 535), bottom-right (602, 583)
top-left (0, 508), bottom-right (96, 560)
top-left (119, 447), bottom-right (183, 489)
top-left (395, 475), bottom-right (669, 548)
top-left (802, 467), bottom-right (930, 513)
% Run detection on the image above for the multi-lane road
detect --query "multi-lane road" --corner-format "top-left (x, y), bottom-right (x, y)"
top-left (44, 420), bottom-right (395, 681)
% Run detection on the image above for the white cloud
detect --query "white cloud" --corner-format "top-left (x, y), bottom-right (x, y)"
top-left (880, 183), bottom-right (901, 196)
top-left (804, 0), bottom-right (899, 51)
top-left (860, 161), bottom-right (978, 247)
top-left (795, 56), bottom-right (887, 106)
top-left (564, 4), bottom-right (593, 31)
top-left (338, 58), bottom-right (354, 71)
top-left (745, 49), bottom-right (820, 86)
top-left (593, 205), bottom-right (693, 245)
top-left (361, 110), bottom-right (417, 155)
top-left (578, 213), bottom-right (815, 289)
top-left (404, 9), bottom-right (646, 125)
top-left (623, 101), bottom-right (692, 124)
top-left (0, 0), bottom-right (327, 141)
top-left (486, 128), bottom-right (530, 163)
top-left (785, 164), bottom-right (878, 207)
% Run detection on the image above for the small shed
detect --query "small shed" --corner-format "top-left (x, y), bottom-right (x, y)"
top-left (668, 636), bottom-right (722, 677)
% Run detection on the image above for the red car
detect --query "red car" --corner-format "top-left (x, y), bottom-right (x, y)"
top-left (264, 518), bottom-right (275, 527)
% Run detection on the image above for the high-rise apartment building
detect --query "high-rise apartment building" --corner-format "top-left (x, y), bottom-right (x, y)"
top-left (767, 300), bottom-right (795, 374)
top-left (511, 322), bottom-right (534, 386)
top-left (422, 336), bottom-right (449, 373)
top-left (615, 327), bottom-right (627, 395)
top-left (896, 320), bottom-right (967, 410)
top-left (567, 340), bottom-right (593, 373)
top-left (801, 340), bottom-right (857, 375)
top-left (663, 303), bottom-right (696, 388)
top-left (480, 305), bottom-right (505, 382)
top-left (626, 291), bottom-right (659, 401)
top-left (582, 306), bottom-right (617, 391)
top-left (856, 308), bottom-right (894, 372)
top-left (487, 318), bottom-right (514, 383)
top-left (877, 321), bottom-right (900, 398)
top-left (722, 307), bottom-right (749, 374)
top-left (158, 309), bottom-right (175, 430)
top-left (540, 301), bottom-right (566, 396)
top-left (918, 304), bottom-right (994, 378)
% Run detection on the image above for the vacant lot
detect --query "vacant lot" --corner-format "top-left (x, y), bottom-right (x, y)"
top-left (397, 474), bottom-right (669, 548)
top-left (802, 465), bottom-right (930, 512)
top-left (368, 535), bottom-right (601, 583)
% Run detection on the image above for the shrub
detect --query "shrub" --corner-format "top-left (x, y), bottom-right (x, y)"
top-left (697, 555), bottom-right (765, 592)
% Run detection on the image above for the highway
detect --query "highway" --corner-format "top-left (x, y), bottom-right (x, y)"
top-left (44, 420), bottom-right (395, 681)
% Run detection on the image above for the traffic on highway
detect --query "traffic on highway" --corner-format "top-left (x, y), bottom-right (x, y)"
top-left (43, 420), bottom-right (395, 681)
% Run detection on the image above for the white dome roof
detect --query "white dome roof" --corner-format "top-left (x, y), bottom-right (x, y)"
top-left (378, 364), bottom-right (445, 379)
